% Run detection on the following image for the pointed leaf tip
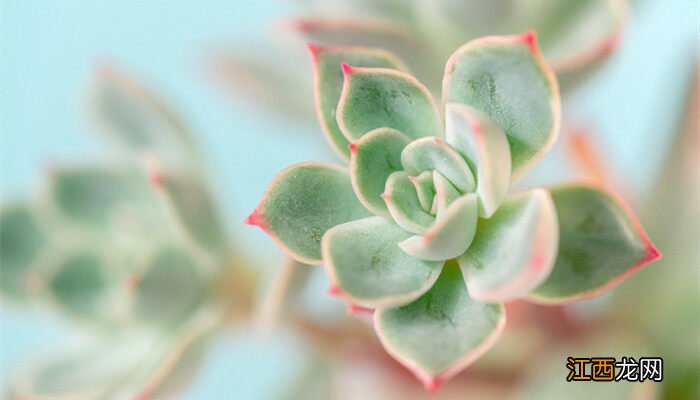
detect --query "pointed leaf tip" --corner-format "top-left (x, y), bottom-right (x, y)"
top-left (306, 42), bottom-right (322, 58)
top-left (341, 62), bottom-right (354, 75)
top-left (521, 30), bottom-right (537, 53)
top-left (348, 142), bottom-right (357, 153)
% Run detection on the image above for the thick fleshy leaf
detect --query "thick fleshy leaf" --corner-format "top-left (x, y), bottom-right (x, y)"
top-left (246, 162), bottom-right (371, 264)
top-left (445, 103), bottom-right (511, 218)
top-left (375, 263), bottom-right (505, 392)
top-left (443, 32), bottom-right (560, 180)
top-left (337, 66), bottom-right (442, 141)
top-left (153, 170), bottom-right (226, 257)
top-left (132, 245), bottom-right (206, 324)
top-left (401, 137), bottom-right (476, 193)
top-left (399, 194), bottom-right (478, 261)
top-left (431, 171), bottom-right (461, 216)
top-left (349, 127), bottom-right (411, 217)
top-left (48, 250), bottom-right (106, 318)
top-left (458, 189), bottom-right (558, 302)
top-left (310, 45), bottom-right (408, 160)
top-left (0, 204), bottom-right (47, 298)
top-left (383, 171), bottom-right (435, 234)
top-left (89, 65), bottom-right (198, 166)
top-left (410, 171), bottom-right (435, 213)
top-left (50, 165), bottom-right (161, 233)
top-left (322, 216), bottom-right (443, 308)
top-left (530, 185), bottom-right (660, 303)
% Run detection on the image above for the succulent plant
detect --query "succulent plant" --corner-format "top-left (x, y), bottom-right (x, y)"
top-left (1, 66), bottom-right (254, 399)
top-left (216, 0), bottom-right (626, 121)
top-left (245, 32), bottom-right (660, 392)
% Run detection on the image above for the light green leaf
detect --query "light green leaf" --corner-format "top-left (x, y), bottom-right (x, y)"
top-left (310, 45), bottom-right (408, 160)
top-left (132, 245), bottom-right (206, 324)
top-left (410, 171), bottom-right (435, 213)
top-left (49, 165), bottom-right (161, 234)
top-left (89, 65), bottom-right (199, 166)
top-left (48, 250), bottom-right (106, 318)
top-left (349, 127), bottom-right (411, 217)
top-left (375, 263), bottom-right (505, 392)
top-left (443, 32), bottom-right (560, 180)
top-left (431, 171), bottom-right (461, 216)
top-left (247, 162), bottom-right (371, 264)
top-left (399, 194), bottom-right (478, 261)
top-left (401, 137), bottom-right (476, 193)
top-left (154, 171), bottom-right (226, 257)
top-left (337, 66), bottom-right (442, 141)
top-left (459, 189), bottom-right (558, 302)
top-left (383, 171), bottom-right (435, 234)
top-left (322, 216), bottom-right (443, 308)
top-left (445, 103), bottom-right (511, 218)
top-left (530, 185), bottom-right (660, 303)
top-left (0, 204), bottom-right (47, 299)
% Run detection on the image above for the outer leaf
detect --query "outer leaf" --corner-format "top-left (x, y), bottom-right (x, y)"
top-left (375, 263), bottom-right (505, 392)
top-left (310, 45), bottom-right (409, 160)
top-left (89, 65), bottom-right (198, 166)
top-left (399, 194), bottom-right (478, 261)
top-left (337, 65), bottom-right (442, 141)
top-left (349, 127), bottom-right (411, 217)
top-left (458, 189), bottom-right (558, 302)
top-left (529, 185), bottom-right (660, 303)
top-left (322, 216), bottom-right (443, 308)
top-left (445, 103), bottom-right (511, 218)
top-left (443, 32), bottom-right (560, 180)
top-left (0, 204), bottom-right (47, 298)
top-left (383, 171), bottom-right (435, 234)
top-left (401, 137), bottom-right (476, 193)
top-left (246, 162), bottom-right (371, 264)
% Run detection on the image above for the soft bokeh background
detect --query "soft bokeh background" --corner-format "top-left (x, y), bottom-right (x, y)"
top-left (1, 0), bottom-right (697, 398)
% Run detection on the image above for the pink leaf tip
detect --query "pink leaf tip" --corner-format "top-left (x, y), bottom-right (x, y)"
top-left (521, 30), bottom-right (538, 53)
top-left (346, 303), bottom-right (373, 315)
top-left (423, 376), bottom-right (443, 394)
top-left (124, 275), bottom-right (139, 291)
top-left (306, 43), bottom-right (322, 59)
top-left (327, 285), bottom-right (342, 297)
top-left (148, 170), bottom-right (164, 188)
top-left (243, 210), bottom-right (268, 233)
top-left (380, 192), bottom-right (389, 200)
top-left (341, 62), bottom-right (354, 76)
top-left (348, 142), bottom-right (357, 153)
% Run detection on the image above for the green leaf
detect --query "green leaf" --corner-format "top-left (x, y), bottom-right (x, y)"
top-left (89, 65), bottom-right (199, 166)
top-left (401, 137), bottom-right (476, 193)
top-left (458, 189), bottom-right (558, 302)
top-left (49, 165), bottom-right (162, 233)
top-left (443, 32), bottom-right (560, 180)
top-left (399, 194), bottom-right (478, 261)
top-left (310, 45), bottom-right (409, 160)
top-left (0, 204), bottom-right (47, 298)
top-left (431, 171), bottom-right (461, 216)
top-left (48, 250), bottom-right (106, 318)
top-left (322, 216), bottom-right (443, 308)
top-left (410, 171), bottom-right (435, 213)
top-left (530, 185), bottom-right (660, 303)
top-left (247, 162), bottom-right (371, 264)
top-left (374, 263), bottom-right (505, 392)
top-left (445, 103), bottom-right (511, 218)
top-left (154, 170), bottom-right (226, 257)
top-left (349, 127), bottom-right (411, 217)
top-left (337, 65), bottom-right (442, 141)
top-left (383, 171), bottom-right (435, 234)
top-left (132, 245), bottom-right (206, 324)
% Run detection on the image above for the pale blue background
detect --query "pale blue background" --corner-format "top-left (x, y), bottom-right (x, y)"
top-left (1, 0), bottom-right (697, 398)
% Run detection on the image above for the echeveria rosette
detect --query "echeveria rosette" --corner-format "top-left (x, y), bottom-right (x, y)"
top-left (246, 32), bottom-right (660, 391)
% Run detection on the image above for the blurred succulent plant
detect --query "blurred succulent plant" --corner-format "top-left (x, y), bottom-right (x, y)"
top-left (1, 66), bottom-right (255, 399)
top-left (245, 32), bottom-right (660, 392)
top-left (215, 0), bottom-right (625, 121)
